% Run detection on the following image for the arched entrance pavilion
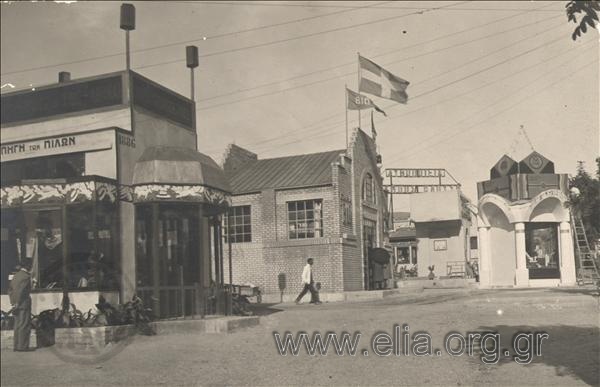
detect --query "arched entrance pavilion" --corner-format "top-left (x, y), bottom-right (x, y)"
top-left (476, 152), bottom-right (576, 288)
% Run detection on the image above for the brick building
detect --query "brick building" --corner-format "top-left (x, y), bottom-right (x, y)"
top-left (221, 129), bottom-right (389, 297)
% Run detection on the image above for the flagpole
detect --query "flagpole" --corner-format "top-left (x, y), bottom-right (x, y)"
top-left (357, 52), bottom-right (362, 129)
top-left (345, 85), bottom-right (349, 148)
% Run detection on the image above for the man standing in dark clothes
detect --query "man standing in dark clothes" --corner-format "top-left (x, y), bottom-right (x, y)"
top-left (295, 258), bottom-right (321, 305)
top-left (9, 258), bottom-right (33, 351)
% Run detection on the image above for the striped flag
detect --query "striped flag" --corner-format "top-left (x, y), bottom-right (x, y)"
top-left (346, 87), bottom-right (387, 116)
top-left (359, 55), bottom-right (409, 104)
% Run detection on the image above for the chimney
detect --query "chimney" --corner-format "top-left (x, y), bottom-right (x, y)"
top-left (58, 72), bottom-right (71, 83)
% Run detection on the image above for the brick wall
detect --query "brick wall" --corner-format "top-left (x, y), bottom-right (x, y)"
top-left (345, 129), bottom-right (388, 290)
top-left (223, 131), bottom-right (387, 295)
top-left (222, 193), bottom-right (264, 286)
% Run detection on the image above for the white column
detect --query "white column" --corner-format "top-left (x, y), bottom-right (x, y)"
top-left (514, 222), bottom-right (529, 287)
top-left (560, 221), bottom-right (577, 286)
top-left (477, 226), bottom-right (491, 288)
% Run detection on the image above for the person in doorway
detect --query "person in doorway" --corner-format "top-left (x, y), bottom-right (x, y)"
top-left (9, 258), bottom-right (34, 352)
top-left (295, 258), bottom-right (321, 305)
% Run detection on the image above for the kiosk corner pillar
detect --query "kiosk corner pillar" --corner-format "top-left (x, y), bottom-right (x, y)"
top-left (514, 222), bottom-right (529, 287)
top-left (477, 226), bottom-right (492, 288)
top-left (559, 221), bottom-right (577, 286)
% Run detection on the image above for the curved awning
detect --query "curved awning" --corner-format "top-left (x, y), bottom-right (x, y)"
top-left (132, 146), bottom-right (231, 207)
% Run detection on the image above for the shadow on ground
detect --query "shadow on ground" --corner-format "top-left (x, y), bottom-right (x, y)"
top-left (473, 324), bottom-right (600, 386)
top-left (248, 303), bottom-right (284, 316)
top-left (546, 287), bottom-right (600, 298)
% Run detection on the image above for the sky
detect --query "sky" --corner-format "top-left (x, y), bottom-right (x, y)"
top-left (1, 1), bottom-right (598, 210)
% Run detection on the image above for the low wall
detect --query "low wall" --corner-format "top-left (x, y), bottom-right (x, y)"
top-left (1, 316), bottom-right (260, 351)
top-left (0, 291), bottom-right (119, 315)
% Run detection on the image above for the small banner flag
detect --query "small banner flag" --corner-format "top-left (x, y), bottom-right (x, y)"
top-left (347, 87), bottom-right (387, 116)
top-left (359, 54), bottom-right (409, 104)
top-left (371, 110), bottom-right (377, 141)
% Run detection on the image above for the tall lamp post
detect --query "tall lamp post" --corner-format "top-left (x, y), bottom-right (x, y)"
top-left (120, 4), bottom-right (135, 71)
top-left (186, 46), bottom-right (199, 101)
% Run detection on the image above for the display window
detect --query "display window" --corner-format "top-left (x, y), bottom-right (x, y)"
top-left (0, 201), bottom-right (119, 294)
top-left (525, 222), bottom-right (560, 279)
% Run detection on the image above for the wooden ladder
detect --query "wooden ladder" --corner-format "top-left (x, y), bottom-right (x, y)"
top-left (572, 214), bottom-right (600, 285)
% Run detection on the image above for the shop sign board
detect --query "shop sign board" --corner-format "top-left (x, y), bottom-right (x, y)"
top-left (385, 168), bottom-right (446, 178)
top-left (384, 184), bottom-right (458, 194)
top-left (0, 133), bottom-right (113, 162)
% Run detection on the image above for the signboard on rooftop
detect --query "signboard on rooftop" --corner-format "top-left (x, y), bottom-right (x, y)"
top-left (384, 184), bottom-right (458, 194)
top-left (385, 168), bottom-right (446, 178)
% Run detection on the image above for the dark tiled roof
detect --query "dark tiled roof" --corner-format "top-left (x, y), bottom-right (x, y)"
top-left (228, 150), bottom-right (344, 194)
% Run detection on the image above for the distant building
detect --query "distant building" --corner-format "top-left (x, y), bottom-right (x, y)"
top-left (409, 190), bottom-right (478, 278)
top-left (477, 152), bottom-right (576, 287)
top-left (389, 212), bottom-right (418, 270)
top-left (221, 129), bottom-right (389, 296)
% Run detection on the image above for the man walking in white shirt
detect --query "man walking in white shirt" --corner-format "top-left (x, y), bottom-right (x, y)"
top-left (295, 258), bottom-right (321, 305)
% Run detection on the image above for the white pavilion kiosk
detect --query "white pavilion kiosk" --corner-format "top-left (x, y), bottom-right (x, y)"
top-left (476, 152), bottom-right (577, 288)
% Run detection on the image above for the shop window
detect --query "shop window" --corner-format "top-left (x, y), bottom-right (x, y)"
top-left (157, 204), bottom-right (200, 287)
top-left (362, 173), bottom-right (375, 204)
top-left (68, 202), bottom-right (119, 290)
top-left (525, 223), bottom-right (560, 279)
top-left (223, 205), bottom-right (251, 243)
top-left (135, 205), bottom-right (154, 288)
top-left (288, 200), bottom-right (323, 239)
top-left (1, 210), bottom-right (24, 294)
top-left (22, 209), bottom-right (64, 290)
top-left (397, 248), bottom-right (410, 264)
top-left (67, 204), bottom-right (94, 289)
top-left (138, 204), bottom-right (199, 288)
top-left (0, 203), bottom-right (120, 294)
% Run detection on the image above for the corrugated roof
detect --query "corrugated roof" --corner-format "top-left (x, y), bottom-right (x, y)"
top-left (228, 149), bottom-right (344, 194)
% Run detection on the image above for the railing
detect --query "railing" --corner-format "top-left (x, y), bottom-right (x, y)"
top-left (446, 261), bottom-right (466, 278)
top-left (137, 283), bottom-right (230, 319)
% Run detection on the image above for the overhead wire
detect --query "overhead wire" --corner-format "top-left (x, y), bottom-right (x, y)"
top-left (382, 47), bottom-right (596, 165)
top-left (246, 36), bottom-right (594, 157)
top-left (0, 1), bottom-right (465, 77)
top-left (201, 23), bottom-right (573, 153)
top-left (194, 1), bottom-right (560, 103)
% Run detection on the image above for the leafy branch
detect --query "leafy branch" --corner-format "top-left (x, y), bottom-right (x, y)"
top-left (566, 0), bottom-right (600, 40)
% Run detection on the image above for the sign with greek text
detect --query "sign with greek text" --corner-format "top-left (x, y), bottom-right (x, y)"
top-left (385, 168), bottom-right (446, 178)
top-left (383, 184), bottom-right (458, 194)
top-left (1, 133), bottom-right (112, 162)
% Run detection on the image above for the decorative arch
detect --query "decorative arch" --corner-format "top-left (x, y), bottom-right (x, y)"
top-left (478, 193), bottom-right (514, 225)
top-left (527, 190), bottom-right (569, 222)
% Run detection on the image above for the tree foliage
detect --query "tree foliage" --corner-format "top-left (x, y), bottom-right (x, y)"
top-left (569, 158), bottom-right (600, 242)
top-left (566, 1), bottom-right (600, 40)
